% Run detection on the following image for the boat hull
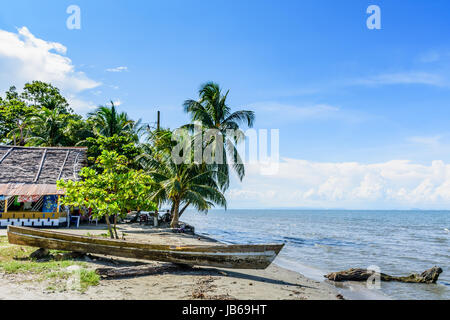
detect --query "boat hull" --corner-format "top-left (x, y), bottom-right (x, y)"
top-left (7, 226), bottom-right (284, 269)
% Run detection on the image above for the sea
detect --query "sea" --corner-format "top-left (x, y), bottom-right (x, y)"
top-left (182, 209), bottom-right (449, 300)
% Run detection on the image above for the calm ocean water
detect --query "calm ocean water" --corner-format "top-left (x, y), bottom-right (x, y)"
top-left (182, 209), bottom-right (450, 300)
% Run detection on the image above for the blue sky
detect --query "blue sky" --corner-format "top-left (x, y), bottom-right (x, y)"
top-left (1, 0), bottom-right (450, 209)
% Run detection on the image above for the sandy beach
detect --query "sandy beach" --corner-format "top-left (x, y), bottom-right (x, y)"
top-left (0, 224), bottom-right (341, 300)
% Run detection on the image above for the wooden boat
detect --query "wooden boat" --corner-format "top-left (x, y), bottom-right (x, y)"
top-left (7, 226), bottom-right (284, 269)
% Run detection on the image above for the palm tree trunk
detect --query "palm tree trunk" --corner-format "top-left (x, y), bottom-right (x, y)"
top-left (170, 200), bottom-right (180, 228)
top-left (104, 214), bottom-right (115, 239)
top-left (170, 202), bottom-right (175, 215)
top-left (178, 202), bottom-right (190, 218)
top-left (113, 214), bottom-right (119, 239)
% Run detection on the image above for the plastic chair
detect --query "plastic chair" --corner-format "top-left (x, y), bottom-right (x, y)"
top-left (68, 214), bottom-right (81, 228)
top-left (89, 215), bottom-right (98, 226)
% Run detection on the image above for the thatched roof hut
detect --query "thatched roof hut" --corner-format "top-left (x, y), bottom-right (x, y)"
top-left (0, 146), bottom-right (87, 196)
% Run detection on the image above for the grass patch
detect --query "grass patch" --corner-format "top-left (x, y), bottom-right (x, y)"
top-left (0, 259), bottom-right (81, 274)
top-left (0, 236), bottom-right (9, 246)
top-left (0, 245), bottom-right (35, 260)
top-left (44, 269), bottom-right (100, 292)
top-left (0, 236), bottom-right (99, 292)
top-left (80, 269), bottom-right (100, 290)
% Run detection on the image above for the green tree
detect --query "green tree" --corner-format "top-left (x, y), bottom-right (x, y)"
top-left (57, 151), bottom-right (156, 239)
top-left (85, 134), bottom-right (142, 169)
top-left (88, 101), bottom-right (140, 139)
top-left (1, 82), bottom-right (81, 145)
top-left (183, 82), bottom-right (255, 190)
top-left (139, 132), bottom-right (227, 228)
top-left (20, 81), bottom-right (71, 113)
top-left (0, 97), bottom-right (36, 145)
top-left (27, 107), bottom-right (71, 146)
top-left (5, 86), bottom-right (20, 101)
top-left (64, 116), bottom-right (95, 147)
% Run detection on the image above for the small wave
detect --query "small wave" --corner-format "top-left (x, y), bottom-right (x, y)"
top-left (283, 236), bottom-right (362, 248)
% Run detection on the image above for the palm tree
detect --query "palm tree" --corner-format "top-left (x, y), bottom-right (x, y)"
top-left (88, 101), bottom-right (139, 139)
top-left (6, 119), bottom-right (32, 146)
top-left (139, 131), bottom-right (227, 228)
top-left (27, 107), bottom-right (69, 146)
top-left (40, 96), bottom-right (71, 114)
top-left (183, 82), bottom-right (255, 190)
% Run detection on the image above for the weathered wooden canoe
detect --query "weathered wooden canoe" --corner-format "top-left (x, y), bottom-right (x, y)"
top-left (7, 226), bottom-right (284, 269)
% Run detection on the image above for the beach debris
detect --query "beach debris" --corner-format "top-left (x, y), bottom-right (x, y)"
top-left (325, 266), bottom-right (442, 284)
top-left (191, 276), bottom-right (236, 300)
top-left (95, 264), bottom-right (182, 279)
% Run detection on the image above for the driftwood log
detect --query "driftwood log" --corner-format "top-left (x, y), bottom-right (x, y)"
top-left (325, 266), bottom-right (442, 284)
top-left (95, 264), bottom-right (183, 279)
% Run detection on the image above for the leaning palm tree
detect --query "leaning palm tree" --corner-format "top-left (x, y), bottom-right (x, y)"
top-left (139, 132), bottom-right (227, 228)
top-left (183, 82), bottom-right (255, 190)
top-left (88, 101), bottom-right (139, 139)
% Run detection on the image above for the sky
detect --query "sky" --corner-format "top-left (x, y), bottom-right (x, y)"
top-left (1, 0), bottom-right (450, 209)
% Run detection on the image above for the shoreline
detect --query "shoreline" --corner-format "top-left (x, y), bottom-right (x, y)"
top-left (274, 257), bottom-right (390, 300)
top-left (188, 225), bottom-right (388, 300)
top-left (0, 225), bottom-right (342, 300)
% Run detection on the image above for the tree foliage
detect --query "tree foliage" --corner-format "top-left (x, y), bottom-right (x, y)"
top-left (0, 98), bottom-right (35, 144)
top-left (0, 82), bottom-right (75, 145)
top-left (21, 81), bottom-right (71, 113)
top-left (183, 82), bottom-right (255, 190)
top-left (0, 80), bottom-right (252, 230)
top-left (139, 129), bottom-right (227, 227)
top-left (88, 101), bottom-right (141, 140)
top-left (85, 134), bottom-right (142, 169)
top-left (57, 151), bottom-right (156, 238)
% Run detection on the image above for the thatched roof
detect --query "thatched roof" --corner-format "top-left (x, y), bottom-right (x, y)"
top-left (0, 146), bottom-right (87, 196)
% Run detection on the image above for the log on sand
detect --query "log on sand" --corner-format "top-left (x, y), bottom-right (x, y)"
top-left (95, 264), bottom-right (186, 279)
top-left (325, 266), bottom-right (442, 284)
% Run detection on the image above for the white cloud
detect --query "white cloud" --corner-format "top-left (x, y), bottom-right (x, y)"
top-left (0, 27), bottom-right (101, 112)
top-left (227, 158), bottom-right (450, 209)
top-left (408, 135), bottom-right (442, 148)
top-left (106, 66), bottom-right (128, 72)
top-left (249, 102), bottom-right (366, 125)
top-left (418, 51), bottom-right (441, 63)
top-left (355, 72), bottom-right (448, 87)
top-left (66, 95), bottom-right (98, 114)
top-left (417, 50), bottom-right (450, 64)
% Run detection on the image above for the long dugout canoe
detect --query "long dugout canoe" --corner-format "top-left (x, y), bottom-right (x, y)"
top-left (7, 226), bottom-right (284, 269)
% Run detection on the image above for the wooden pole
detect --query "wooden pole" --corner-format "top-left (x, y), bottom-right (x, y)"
top-left (4, 198), bottom-right (7, 213)
top-left (157, 111), bottom-right (160, 131)
top-left (57, 195), bottom-right (60, 213)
